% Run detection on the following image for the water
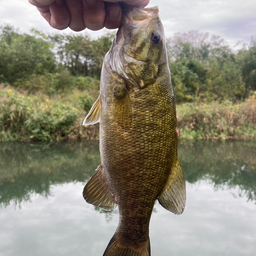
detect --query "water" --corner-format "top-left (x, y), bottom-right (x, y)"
top-left (0, 140), bottom-right (256, 256)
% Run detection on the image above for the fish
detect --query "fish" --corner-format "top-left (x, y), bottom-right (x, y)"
top-left (82, 6), bottom-right (186, 256)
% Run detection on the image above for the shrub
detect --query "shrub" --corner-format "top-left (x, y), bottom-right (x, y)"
top-left (0, 88), bottom-right (79, 141)
top-left (177, 95), bottom-right (256, 140)
top-left (14, 71), bottom-right (76, 96)
top-left (75, 76), bottom-right (100, 91)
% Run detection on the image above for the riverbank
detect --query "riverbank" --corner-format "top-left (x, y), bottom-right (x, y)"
top-left (1, 87), bottom-right (256, 141)
top-left (177, 95), bottom-right (256, 140)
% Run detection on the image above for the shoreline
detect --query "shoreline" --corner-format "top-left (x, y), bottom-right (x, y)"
top-left (1, 88), bottom-right (256, 142)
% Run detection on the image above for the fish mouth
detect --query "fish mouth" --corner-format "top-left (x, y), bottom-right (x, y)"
top-left (115, 6), bottom-right (159, 45)
top-left (109, 6), bottom-right (161, 88)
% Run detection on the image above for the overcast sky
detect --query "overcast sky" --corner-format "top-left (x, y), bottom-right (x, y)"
top-left (1, 0), bottom-right (256, 49)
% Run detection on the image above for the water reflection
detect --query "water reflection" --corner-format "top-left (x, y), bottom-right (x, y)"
top-left (0, 140), bottom-right (256, 256)
top-left (0, 141), bottom-right (100, 208)
top-left (179, 140), bottom-right (256, 203)
top-left (0, 140), bottom-right (256, 207)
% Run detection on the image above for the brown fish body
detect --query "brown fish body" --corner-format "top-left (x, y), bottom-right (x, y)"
top-left (83, 7), bottom-right (186, 256)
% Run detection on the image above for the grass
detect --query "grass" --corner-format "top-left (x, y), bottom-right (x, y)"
top-left (0, 85), bottom-right (255, 141)
top-left (0, 86), bottom-right (99, 141)
top-left (177, 92), bottom-right (256, 140)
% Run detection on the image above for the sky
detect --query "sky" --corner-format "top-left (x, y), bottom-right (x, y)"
top-left (1, 0), bottom-right (256, 49)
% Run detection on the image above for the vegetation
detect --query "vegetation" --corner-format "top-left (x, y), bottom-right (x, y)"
top-left (0, 25), bottom-right (256, 141)
top-left (167, 31), bottom-right (254, 102)
top-left (177, 92), bottom-right (256, 140)
top-left (0, 86), bottom-right (99, 141)
top-left (0, 141), bottom-right (100, 207)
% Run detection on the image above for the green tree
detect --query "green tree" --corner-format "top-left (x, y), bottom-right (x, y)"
top-left (167, 31), bottom-right (246, 102)
top-left (238, 39), bottom-right (256, 93)
top-left (0, 25), bottom-right (56, 85)
top-left (49, 32), bottom-right (114, 79)
top-left (90, 33), bottom-right (115, 78)
top-left (63, 34), bottom-right (93, 76)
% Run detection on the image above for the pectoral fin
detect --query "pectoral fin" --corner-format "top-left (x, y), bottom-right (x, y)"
top-left (83, 96), bottom-right (101, 126)
top-left (83, 165), bottom-right (115, 211)
top-left (113, 84), bottom-right (131, 128)
top-left (158, 158), bottom-right (186, 215)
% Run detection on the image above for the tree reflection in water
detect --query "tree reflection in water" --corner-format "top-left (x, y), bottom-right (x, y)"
top-left (0, 140), bottom-right (256, 208)
top-left (178, 140), bottom-right (256, 203)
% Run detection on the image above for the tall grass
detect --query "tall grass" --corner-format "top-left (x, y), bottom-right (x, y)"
top-left (1, 86), bottom-right (255, 141)
top-left (0, 87), bottom-right (98, 141)
top-left (177, 92), bottom-right (256, 140)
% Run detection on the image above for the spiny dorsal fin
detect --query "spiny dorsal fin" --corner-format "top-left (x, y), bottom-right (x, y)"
top-left (83, 95), bottom-right (101, 126)
top-left (158, 158), bottom-right (186, 215)
top-left (83, 165), bottom-right (115, 211)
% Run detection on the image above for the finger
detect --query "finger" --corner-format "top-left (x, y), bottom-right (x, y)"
top-left (82, 0), bottom-right (105, 31)
top-left (123, 0), bottom-right (150, 8)
top-left (38, 0), bottom-right (70, 30)
top-left (105, 0), bottom-right (150, 8)
top-left (66, 0), bottom-right (86, 31)
top-left (104, 2), bottom-right (121, 29)
top-left (28, 0), bottom-right (55, 7)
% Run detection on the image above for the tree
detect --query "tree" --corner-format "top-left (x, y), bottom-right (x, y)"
top-left (90, 33), bottom-right (115, 78)
top-left (48, 32), bottom-right (114, 78)
top-left (62, 34), bottom-right (93, 76)
top-left (0, 25), bottom-right (56, 85)
top-left (238, 39), bottom-right (256, 92)
top-left (167, 31), bottom-right (246, 102)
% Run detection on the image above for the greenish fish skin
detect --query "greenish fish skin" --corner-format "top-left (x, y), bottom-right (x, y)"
top-left (83, 6), bottom-right (186, 256)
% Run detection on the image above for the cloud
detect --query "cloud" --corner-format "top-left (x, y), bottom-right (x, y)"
top-left (148, 0), bottom-right (256, 46)
top-left (0, 0), bottom-right (255, 47)
top-left (1, 2), bottom-right (39, 32)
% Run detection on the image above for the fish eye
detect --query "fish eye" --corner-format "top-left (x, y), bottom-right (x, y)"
top-left (151, 32), bottom-right (161, 44)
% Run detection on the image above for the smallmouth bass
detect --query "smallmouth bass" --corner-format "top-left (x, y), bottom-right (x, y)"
top-left (83, 6), bottom-right (186, 256)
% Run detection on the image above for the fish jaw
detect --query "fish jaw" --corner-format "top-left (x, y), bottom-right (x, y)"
top-left (109, 6), bottom-right (167, 91)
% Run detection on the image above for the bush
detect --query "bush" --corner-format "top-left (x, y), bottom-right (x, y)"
top-left (0, 88), bottom-right (79, 141)
top-left (79, 94), bottom-right (94, 112)
top-left (177, 95), bottom-right (256, 140)
top-left (14, 71), bottom-right (76, 96)
top-left (75, 76), bottom-right (100, 91)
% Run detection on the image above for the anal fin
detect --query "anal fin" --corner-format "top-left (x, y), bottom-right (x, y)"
top-left (158, 158), bottom-right (186, 215)
top-left (83, 165), bottom-right (115, 211)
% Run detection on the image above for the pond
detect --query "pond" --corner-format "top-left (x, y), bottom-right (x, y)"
top-left (0, 140), bottom-right (256, 256)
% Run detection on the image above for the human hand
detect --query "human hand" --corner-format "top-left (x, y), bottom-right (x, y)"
top-left (29, 0), bottom-right (150, 31)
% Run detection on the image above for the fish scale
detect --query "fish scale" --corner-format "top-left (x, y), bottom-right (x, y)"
top-left (83, 6), bottom-right (186, 256)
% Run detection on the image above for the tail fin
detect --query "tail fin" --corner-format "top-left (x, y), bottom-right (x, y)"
top-left (103, 234), bottom-right (150, 256)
